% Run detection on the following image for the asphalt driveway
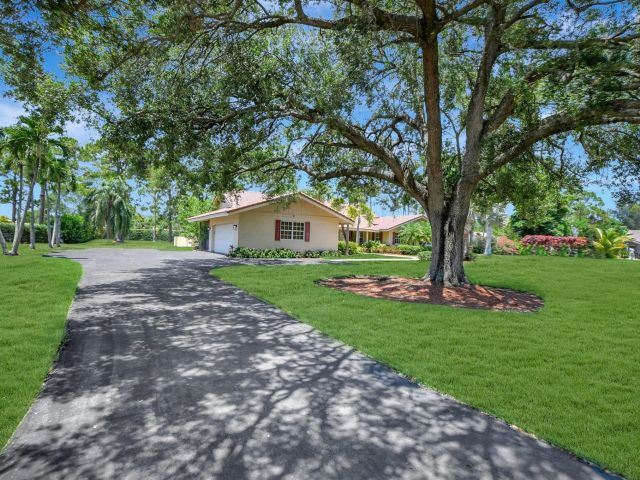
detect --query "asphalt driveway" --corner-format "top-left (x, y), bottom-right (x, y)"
top-left (0, 249), bottom-right (616, 479)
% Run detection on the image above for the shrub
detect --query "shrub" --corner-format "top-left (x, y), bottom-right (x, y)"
top-left (417, 250), bottom-right (432, 261)
top-left (127, 228), bottom-right (170, 242)
top-left (60, 214), bottom-right (95, 243)
top-left (592, 228), bottom-right (632, 259)
top-left (397, 244), bottom-right (423, 255)
top-left (398, 221), bottom-right (431, 245)
top-left (362, 240), bottom-right (382, 252)
top-left (494, 236), bottom-right (520, 255)
top-left (520, 235), bottom-right (588, 256)
top-left (338, 240), bottom-right (362, 254)
top-left (228, 247), bottom-right (339, 259)
top-left (0, 222), bottom-right (48, 243)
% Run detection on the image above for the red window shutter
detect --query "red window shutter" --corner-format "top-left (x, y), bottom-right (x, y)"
top-left (304, 222), bottom-right (310, 242)
top-left (275, 219), bottom-right (281, 241)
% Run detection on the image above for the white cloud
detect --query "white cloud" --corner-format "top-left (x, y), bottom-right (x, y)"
top-left (0, 99), bottom-right (25, 127)
top-left (64, 116), bottom-right (98, 146)
top-left (0, 99), bottom-right (97, 145)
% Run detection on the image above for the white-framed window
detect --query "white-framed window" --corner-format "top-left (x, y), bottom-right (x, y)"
top-left (281, 221), bottom-right (305, 240)
top-left (372, 232), bottom-right (381, 242)
top-left (393, 232), bottom-right (400, 244)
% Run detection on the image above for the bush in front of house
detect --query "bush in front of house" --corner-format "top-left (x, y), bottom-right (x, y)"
top-left (369, 243), bottom-right (426, 255)
top-left (229, 247), bottom-right (339, 259)
top-left (338, 240), bottom-right (362, 254)
top-left (396, 244), bottom-right (423, 255)
top-left (362, 240), bottom-right (382, 252)
top-left (417, 250), bottom-right (432, 261)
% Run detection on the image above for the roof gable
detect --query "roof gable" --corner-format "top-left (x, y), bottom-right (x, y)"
top-left (356, 214), bottom-right (428, 231)
top-left (187, 191), bottom-right (354, 224)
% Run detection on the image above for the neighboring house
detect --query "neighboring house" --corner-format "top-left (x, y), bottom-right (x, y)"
top-left (628, 230), bottom-right (640, 259)
top-left (188, 191), bottom-right (354, 254)
top-left (346, 214), bottom-right (429, 245)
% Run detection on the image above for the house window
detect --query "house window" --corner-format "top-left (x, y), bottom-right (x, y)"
top-left (280, 221), bottom-right (305, 240)
top-left (393, 232), bottom-right (400, 244)
top-left (372, 232), bottom-right (381, 242)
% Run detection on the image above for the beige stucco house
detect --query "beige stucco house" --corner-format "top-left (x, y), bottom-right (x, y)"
top-left (628, 230), bottom-right (640, 259)
top-left (347, 214), bottom-right (430, 245)
top-left (188, 191), bottom-right (354, 254)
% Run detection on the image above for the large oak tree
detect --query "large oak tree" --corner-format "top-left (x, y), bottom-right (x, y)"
top-left (39, 0), bottom-right (640, 284)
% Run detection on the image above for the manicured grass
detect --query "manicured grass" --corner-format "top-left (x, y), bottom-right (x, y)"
top-left (321, 253), bottom-right (394, 259)
top-left (0, 245), bottom-right (82, 448)
top-left (58, 239), bottom-right (191, 251)
top-left (0, 238), bottom-right (188, 448)
top-left (213, 256), bottom-right (640, 479)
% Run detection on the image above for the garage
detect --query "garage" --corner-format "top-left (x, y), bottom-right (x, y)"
top-left (213, 224), bottom-right (236, 254)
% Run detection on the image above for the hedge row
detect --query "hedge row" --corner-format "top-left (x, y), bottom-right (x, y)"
top-left (0, 223), bottom-right (48, 243)
top-left (127, 229), bottom-right (171, 242)
top-left (229, 247), bottom-right (339, 259)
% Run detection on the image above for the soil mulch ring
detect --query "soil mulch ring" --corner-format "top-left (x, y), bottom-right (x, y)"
top-left (319, 276), bottom-right (543, 312)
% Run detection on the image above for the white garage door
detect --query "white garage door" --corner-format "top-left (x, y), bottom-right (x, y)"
top-left (213, 224), bottom-right (236, 254)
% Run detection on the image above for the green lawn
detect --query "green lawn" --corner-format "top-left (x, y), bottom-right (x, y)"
top-left (0, 239), bottom-right (189, 449)
top-left (213, 256), bottom-right (640, 479)
top-left (58, 239), bottom-right (191, 251)
top-left (0, 246), bottom-right (82, 447)
top-left (321, 253), bottom-right (394, 259)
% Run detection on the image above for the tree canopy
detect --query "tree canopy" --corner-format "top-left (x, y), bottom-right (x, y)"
top-left (4, 0), bottom-right (639, 282)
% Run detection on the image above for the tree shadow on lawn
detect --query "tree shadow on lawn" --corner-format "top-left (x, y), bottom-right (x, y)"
top-left (0, 254), bottom-right (617, 479)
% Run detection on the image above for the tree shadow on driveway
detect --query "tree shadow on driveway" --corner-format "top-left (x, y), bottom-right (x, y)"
top-left (0, 250), bottom-right (619, 479)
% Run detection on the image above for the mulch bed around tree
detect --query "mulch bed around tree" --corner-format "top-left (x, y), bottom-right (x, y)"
top-left (319, 276), bottom-right (544, 312)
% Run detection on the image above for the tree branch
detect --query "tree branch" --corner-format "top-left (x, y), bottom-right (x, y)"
top-left (482, 100), bottom-right (640, 178)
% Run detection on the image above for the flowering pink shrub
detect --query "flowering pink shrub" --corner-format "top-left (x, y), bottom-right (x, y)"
top-left (520, 235), bottom-right (588, 250)
top-left (495, 236), bottom-right (520, 255)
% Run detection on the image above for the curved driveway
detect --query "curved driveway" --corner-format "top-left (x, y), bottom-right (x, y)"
top-left (0, 249), bottom-right (617, 479)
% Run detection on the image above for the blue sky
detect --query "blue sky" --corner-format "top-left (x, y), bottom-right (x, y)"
top-left (0, 31), bottom-right (620, 219)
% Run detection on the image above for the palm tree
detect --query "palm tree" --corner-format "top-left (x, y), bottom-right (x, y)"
top-left (2, 116), bottom-right (62, 254)
top-left (48, 138), bottom-right (78, 247)
top-left (346, 202), bottom-right (375, 245)
top-left (86, 177), bottom-right (134, 242)
top-left (399, 221), bottom-right (432, 246)
top-left (1, 125), bottom-right (30, 228)
top-left (592, 228), bottom-right (632, 259)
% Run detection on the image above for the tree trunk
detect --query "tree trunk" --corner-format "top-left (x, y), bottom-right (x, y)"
top-left (45, 184), bottom-right (53, 248)
top-left (0, 226), bottom-right (8, 255)
top-left (53, 180), bottom-right (62, 246)
top-left (152, 207), bottom-right (157, 242)
top-left (38, 182), bottom-right (46, 224)
top-left (11, 173), bottom-right (17, 222)
top-left (355, 217), bottom-right (361, 245)
top-left (12, 159), bottom-right (39, 255)
top-left (167, 189), bottom-right (173, 242)
top-left (484, 220), bottom-right (493, 256)
top-left (16, 164), bottom-right (24, 225)
top-left (463, 213), bottom-right (473, 260)
top-left (424, 185), bottom-right (474, 286)
top-left (341, 224), bottom-right (350, 255)
top-left (30, 194), bottom-right (36, 249)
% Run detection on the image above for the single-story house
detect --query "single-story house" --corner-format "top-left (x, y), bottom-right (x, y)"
top-left (628, 230), bottom-right (640, 259)
top-left (188, 191), bottom-right (354, 254)
top-left (347, 214), bottom-right (429, 245)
